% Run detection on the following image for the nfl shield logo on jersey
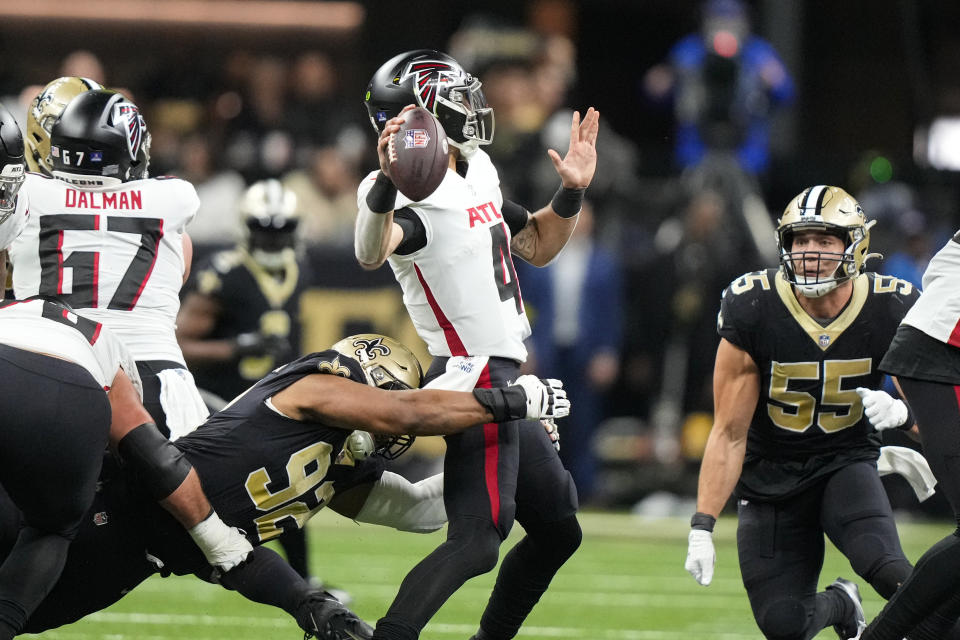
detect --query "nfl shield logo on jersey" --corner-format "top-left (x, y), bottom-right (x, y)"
top-left (819, 334), bottom-right (831, 348)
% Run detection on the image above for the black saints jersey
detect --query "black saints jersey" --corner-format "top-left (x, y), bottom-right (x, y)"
top-left (185, 249), bottom-right (309, 401)
top-left (174, 350), bottom-right (385, 546)
top-left (718, 268), bottom-right (919, 501)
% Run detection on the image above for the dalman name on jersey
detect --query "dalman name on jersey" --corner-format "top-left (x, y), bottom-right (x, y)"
top-left (8, 173), bottom-right (199, 364)
top-left (358, 149), bottom-right (530, 361)
top-left (174, 351), bottom-right (384, 544)
top-left (717, 268), bottom-right (920, 500)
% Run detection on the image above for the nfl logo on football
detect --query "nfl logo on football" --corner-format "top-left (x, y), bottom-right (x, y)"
top-left (404, 129), bottom-right (430, 149)
top-left (819, 334), bottom-right (831, 348)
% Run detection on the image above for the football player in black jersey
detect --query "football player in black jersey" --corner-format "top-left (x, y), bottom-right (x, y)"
top-left (681, 186), bottom-right (957, 640)
top-left (3, 333), bottom-right (568, 637)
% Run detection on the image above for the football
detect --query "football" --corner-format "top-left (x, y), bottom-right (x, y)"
top-left (388, 107), bottom-right (449, 202)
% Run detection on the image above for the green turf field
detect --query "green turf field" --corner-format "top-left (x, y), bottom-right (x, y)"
top-left (22, 510), bottom-right (952, 639)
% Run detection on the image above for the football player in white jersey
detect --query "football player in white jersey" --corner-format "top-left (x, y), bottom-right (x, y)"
top-left (0, 103), bottom-right (29, 288)
top-left (354, 50), bottom-right (599, 640)
top-left (862, 232), bottom-right (960, 639)
top-left (0, 298), bottom-right (251, 640)
top-left (9, 89), bottom-right (209, 440)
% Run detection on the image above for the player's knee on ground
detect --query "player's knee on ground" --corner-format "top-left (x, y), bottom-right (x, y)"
top-left (447, 519), bottom-right (503, 576)
top-left (757, 597), bottom-right (810, 640)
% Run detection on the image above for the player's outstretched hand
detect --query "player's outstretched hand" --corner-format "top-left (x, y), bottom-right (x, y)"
top-left (547, 107), bottom-right (600, 189)
top-left (685, 529), bottom-right (716, 586)
top-left (513, 375), bottom-right (570, 420)
top-left (295, 591), bottom-right (374, 640)
top-left (855, 387), bottom-right (910, 431)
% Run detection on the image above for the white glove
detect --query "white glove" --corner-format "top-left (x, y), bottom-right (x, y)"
top-left (855, 387), bottom-right (910, 431)
top-left (188, 512), bottom-right (254, 573)
top-left (685, 529), bottom-right (716, 586)
top-left (512, 375), bottom-right (570, 420)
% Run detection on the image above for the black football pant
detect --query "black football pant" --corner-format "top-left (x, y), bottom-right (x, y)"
top-left (863, 376), bottom-right (960, 640)
top-left (372, 357), bottom-right (581, 640)
top-left (0, 347), bottom-right (111, 639)
top-left (738, 461), bottom-right (911, 640)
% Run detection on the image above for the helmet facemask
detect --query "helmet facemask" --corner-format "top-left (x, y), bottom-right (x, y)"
top-left (0, 163), bottom-right (24, 223)
top-left (778, 225), bottom-right (865, 298)
top-left (432, 75), bottom-right (495, 154)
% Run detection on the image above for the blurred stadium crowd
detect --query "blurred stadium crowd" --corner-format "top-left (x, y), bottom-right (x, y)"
top-left (4, 0), bottom-right (960, 512)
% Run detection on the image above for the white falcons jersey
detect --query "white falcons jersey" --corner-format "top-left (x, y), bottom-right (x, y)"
top-left (901, 233), bottom-right (960, 345)
top-left (0, 186), bottom-right (29, 251)
top-left (359, 150), bottom-right (530, 360)
top-left (9, 173), bottom-right (198, 363)
top-left (0, 298), bottom-right (135, 390)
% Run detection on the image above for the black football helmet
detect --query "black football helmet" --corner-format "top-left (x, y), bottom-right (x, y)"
top-left (364, 49), bottom-right (494, 153)
top-left (0, 102), bottom-right (25, 224)
top-left (49, 89), bottom-right (150, 185)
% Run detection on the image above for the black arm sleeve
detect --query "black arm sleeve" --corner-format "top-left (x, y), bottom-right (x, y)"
top-left (502, 200), bottom-right (530, 236)
top-left (116, 423), bottom-right (193, 501)
top-left (393, 207), bottom-right (428, 255)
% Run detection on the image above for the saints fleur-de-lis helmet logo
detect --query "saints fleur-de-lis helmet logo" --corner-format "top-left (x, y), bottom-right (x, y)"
top-left (331, 334), bottom-right (423, 391)
top-left (349, 336), bottom-right (391, 363)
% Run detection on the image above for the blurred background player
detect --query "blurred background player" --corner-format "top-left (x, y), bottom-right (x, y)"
top-left (9, 89), bottom-right (209, 441)
top-left (177, 178), bottom-right (321, 592)
top-left (356, 49), bottom-right (597, 640)
top-left (0, 104), bottom-right (28, 261)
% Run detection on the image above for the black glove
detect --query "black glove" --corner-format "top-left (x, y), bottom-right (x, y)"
top-left (294, 591), bottom-right (374, 640)
top-left (233, 332), bottom-right (290, 359)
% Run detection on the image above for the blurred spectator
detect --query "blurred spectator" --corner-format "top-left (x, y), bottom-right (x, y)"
top-left (173, 132), bottom-right (246, 246)
top-left (59, 50), bottom-right (105, 84)
top-left (625, 189), bottom-right (754, 460)
top-left (282, 145), bottom-right (361, 247)
top-left (223, 56), bottom-right (295, 181)
top-left (285, 51), bottom-right (364, 155)
top-left (643, 0), bottom-right (794, 176)
top-left (517, 202), bottom-right (623, 502)
top-left (880, 208), bottom-right (934, 287)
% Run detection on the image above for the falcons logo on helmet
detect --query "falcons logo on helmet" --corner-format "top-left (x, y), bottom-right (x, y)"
top-left (113, 103), bottom-right (144, 161)
top-left (350, 337), bottom-right (391, 363)
top-left (401, 61), bottom-right (463, 111)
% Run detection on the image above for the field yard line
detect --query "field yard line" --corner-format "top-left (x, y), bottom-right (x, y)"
top-left (61, 613), bottom-right (758, 640)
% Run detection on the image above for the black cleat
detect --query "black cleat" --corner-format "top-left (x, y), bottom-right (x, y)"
top-left (826, 577), bottom-right (866, 640)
